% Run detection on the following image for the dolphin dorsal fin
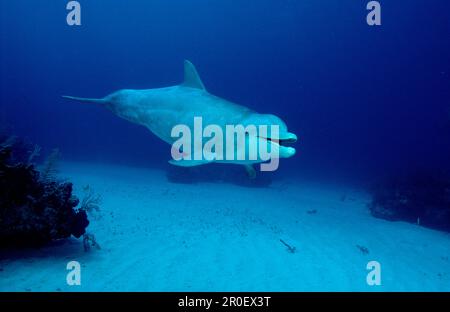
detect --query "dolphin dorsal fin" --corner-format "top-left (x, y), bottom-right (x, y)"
top-left (183, 60), bottom-right (205, 90)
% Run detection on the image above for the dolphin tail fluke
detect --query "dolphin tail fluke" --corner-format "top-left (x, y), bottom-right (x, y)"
top-left (62, 95), bottom-right (106, 104)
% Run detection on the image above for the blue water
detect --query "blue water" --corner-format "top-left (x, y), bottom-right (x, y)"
top-left (1, 1), bottom-right (450, 292)
top-left (1, 0), bottom-right (449, 182)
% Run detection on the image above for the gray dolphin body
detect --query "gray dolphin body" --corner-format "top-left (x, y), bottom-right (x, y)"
top-left (63, 60), bottom-right (297, 174)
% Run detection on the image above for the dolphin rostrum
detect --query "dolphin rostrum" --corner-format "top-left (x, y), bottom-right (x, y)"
top-left (63, 60), bottom-right (297, 175)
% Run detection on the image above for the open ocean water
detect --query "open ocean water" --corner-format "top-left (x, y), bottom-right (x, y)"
top-left (0, 0), bottom-right (450, 293)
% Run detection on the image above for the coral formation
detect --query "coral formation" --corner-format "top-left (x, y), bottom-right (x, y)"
top-left (83, 233), bottom-right (101, 252)
top-left (0, 135), bottom-right (89, 247)
top-left (39, 148), bottom-right (60, 182)
top-left (369, 170), bottom-right (450, 232)
top-left (80, 185), bottom-right (102, 215)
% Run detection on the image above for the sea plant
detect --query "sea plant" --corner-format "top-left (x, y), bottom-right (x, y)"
top-left (80, 185), bottom-right (102, 215)
top-left (0, 135), bottom-right (90, 247)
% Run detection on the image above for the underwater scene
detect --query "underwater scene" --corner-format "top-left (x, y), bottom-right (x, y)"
top-left (1, 0), bottom-right (450, 292)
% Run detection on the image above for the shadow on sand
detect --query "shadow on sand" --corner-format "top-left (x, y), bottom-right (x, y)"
top-left (165, 163), bottom-right (274, 188)
top-left (0, 238), bottom-right (87, 262)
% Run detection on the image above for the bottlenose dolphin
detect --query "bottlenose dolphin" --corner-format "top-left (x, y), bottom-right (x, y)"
top-left (63, 60), bottom-right (297, 176)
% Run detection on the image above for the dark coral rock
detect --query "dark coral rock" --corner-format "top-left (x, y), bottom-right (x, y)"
top-left (71, 209), bottom-right (89, 238)
top-left (0, 136), bottom-right (89, 247)
top-left (369, 170), bottom-right (450, 232)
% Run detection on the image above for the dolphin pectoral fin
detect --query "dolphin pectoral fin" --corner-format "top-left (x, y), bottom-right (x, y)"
top-left (244, 164), bottom-right (256, 179)
top-left (168, 159), bottom-right (212, 167)
top-left (169, 149), bottom-right (216, 167)
top-left (182, 60), bottom-right (206, 90)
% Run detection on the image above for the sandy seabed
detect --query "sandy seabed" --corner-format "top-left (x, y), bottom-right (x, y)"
top-left (1, 162), bottom-right (449, 291)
